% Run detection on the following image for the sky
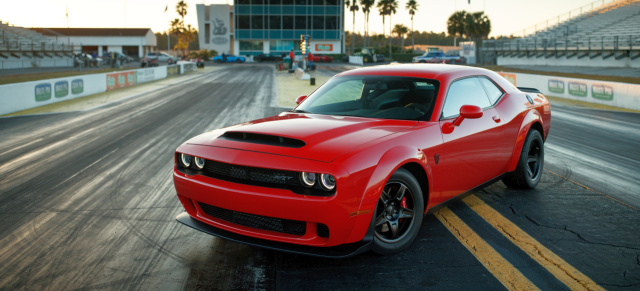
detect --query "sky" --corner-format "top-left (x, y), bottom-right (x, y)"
top-left (1, 0), bottom-right (606, 38)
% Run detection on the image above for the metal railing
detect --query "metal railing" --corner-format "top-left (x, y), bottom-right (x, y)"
top-left (483, 35), bottom-right (640, 53)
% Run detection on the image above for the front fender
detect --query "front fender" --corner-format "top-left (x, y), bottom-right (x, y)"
top-left (507, 109), bottom-right (544, 172)
top-left (344, 145), bottom-right (428, 243)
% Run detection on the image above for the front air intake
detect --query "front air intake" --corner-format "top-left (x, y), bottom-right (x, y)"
top-left (219, 132), bottom-right (306, 148)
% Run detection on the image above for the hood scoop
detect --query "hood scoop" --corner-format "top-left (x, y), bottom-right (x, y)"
top-left (219, 132), bottom-right (306, 148)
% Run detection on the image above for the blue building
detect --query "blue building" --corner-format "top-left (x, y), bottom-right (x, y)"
top-left (196, 1), bottom-right (344, 58)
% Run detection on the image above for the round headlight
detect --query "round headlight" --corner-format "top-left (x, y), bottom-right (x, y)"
top-left (320, 174), bottom-right (336, 191)
top-left (300, 172), bottom-right (316, 187)
top-left (180, 153), bottom-right (192, 168)
top-left (194, 157), bottom-right (205, 169)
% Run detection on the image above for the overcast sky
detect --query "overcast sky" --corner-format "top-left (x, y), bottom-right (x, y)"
top-left (1, 0), bottom-right (607, 38)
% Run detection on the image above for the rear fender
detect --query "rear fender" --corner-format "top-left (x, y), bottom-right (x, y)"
top-left (507, 109), bottom-right (544, 172)
top-left (345, 146), bottom-right (429, 243)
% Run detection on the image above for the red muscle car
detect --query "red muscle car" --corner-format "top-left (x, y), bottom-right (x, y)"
top-left (174, 64), bottom-right (551, 257)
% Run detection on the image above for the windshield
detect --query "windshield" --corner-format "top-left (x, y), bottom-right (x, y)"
top-left (294, 75), bottom-right (439, 121)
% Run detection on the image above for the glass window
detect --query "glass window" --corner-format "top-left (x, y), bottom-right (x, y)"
top-left (313, 0), bottom-right (325, 5)
top-left (269, 0), bottom-right (281, 4)
top-left (239, 41), bottom-right (263, 50)
top-left (282, 0), bottom-right (293, 4)
top-left (296, 0), bottom-right (307, 4)
top-left (283, 15), bottom-right (294, 29)
top-left (251, 0), bottom-right (264, 4)
top-left (269, 16), bottom-right (281, 29)
top-left (325, 0), bottom-right (338, 4)
top-left (313, 16), bottom-right (324, 29)
top-left (479, 77), bottom-right (504, 105)
top-left (442, 77), bottom-right (491, 118)
top-left (295, 16), bottom-right (307, 30)
top-left (237, 16), bottom-right (250, 29)
top-left (251, 16), bottom-right (264, 29)
top-left (237, 0), bottom-right (250, 4)
top-left (326, 16), bottom-right (338, 30)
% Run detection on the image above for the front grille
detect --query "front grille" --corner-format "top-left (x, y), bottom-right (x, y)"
top-left (203, 159), bottom-right (301, 187)
top-left (199, 202), bottom-right (306, 236)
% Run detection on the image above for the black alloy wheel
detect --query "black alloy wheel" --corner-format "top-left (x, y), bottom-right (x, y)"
top-left (372, 168), bottom-right (424, 255)
top-left (502, 129), bottom-right (544, 189)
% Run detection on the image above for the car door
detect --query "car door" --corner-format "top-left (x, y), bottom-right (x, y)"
top-left (436, 76), bottom-right (511, 199)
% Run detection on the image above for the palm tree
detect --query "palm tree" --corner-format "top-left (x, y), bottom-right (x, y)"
top-left (176, 1), bottom-right (188, 56)
top-left (392, 24), bottom-right (409, 53)
top-left (345, 0), bottom-right (359, 54)
top-left (387, 0), bottom-right (398, 58)
top-left (447, 11), bottom-right (467, 46)
top-left (360, 0), bottom-right (375, 48)
top-left (465, 11), bottom-right (491, 64)
top-left (406, 0), bottom-right (419, 52)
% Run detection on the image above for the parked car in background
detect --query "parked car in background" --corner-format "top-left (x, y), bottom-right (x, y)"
top-left (173, 64), bottom-right (551, 257)
top-left (309, 54), bottom-right (333, 63)
top-left (212, 54), bottom-right (246, 63)
top-left (353, 47), bottom-right (385, 63)
top-left (412, 51), bottom-right (464, 64)
top-left (254, 53), bottom-right (283, 62)
top-left (145, 52), bottom-right (178, 62)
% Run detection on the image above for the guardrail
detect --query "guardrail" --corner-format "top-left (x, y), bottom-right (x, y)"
top-left (483, 35), bottom-right (640, 59)
top-left (0, 40), bottom-right (73, 52)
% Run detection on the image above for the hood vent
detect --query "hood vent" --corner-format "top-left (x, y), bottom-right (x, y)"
top-left (220, 132), bottom-right (306, 148)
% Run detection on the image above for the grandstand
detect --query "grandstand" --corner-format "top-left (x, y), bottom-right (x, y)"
top-left (0, 21), bottom-right (74, 69)
top-left (482, 0), bottom-right (640, 68)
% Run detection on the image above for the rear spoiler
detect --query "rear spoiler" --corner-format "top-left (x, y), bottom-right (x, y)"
top-left (518, 87), bottom-right (542, 94)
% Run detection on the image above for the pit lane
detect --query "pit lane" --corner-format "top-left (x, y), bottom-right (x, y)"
top-left (0, 64), bottom-right (638, 290)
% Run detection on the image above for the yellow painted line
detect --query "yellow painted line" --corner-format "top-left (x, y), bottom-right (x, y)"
top-left (435, 207), bottom-right (540, 291)
top-left (462, 195), bottom-right (605, 291)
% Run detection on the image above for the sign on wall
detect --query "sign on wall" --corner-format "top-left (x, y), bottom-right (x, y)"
top-left (107, 71), bottom-right (136, 91)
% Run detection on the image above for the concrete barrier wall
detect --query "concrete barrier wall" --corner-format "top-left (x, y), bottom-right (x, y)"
top-left (498, 72), bottom-right (640, 111)
top-left (1, 62), bottom-right (195, 115)
top-left (0, 73), bottom-right (107, 115)
top-left (349, 56), bottom-right (364, 66)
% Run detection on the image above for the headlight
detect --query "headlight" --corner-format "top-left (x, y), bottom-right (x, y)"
top-left (180, 153), bottom-right (192, 168)
top-left (194, 157), bottom-right (205, 169)
top-left (300, 172), bottom-right (316, 187)
top-left (320, 174), bottom-right (336, 191)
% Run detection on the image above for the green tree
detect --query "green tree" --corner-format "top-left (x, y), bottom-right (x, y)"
top-left (175, 1), bottom-right (188, 56)
top-left (447, 10), bottom-right (467, 46)
top-left (360, 0), bottom-right (375, 47)
top-left (392, 24), bottom-right (409, 52)
top-left (406, 0), bottom-right (419, 52)
top-left (345, 0), bottom-right (359, 54)
top-left (464, 11), bottom-right (491, 64)
top-left (386, 0), bottom-right (398, 58)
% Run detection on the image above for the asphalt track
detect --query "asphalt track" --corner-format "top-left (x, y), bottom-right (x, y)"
top-left (0, 64), bottom-right (638, 290)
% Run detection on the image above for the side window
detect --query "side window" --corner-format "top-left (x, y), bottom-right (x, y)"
top-left (479, 77), bottom-right (504, 105)
top-left (441, 77), bottom-right (491, 119)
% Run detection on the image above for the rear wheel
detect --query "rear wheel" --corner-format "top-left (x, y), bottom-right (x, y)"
top-left (502, 130), bottom-right (544, 188)
top-left (372, 168), bottom-right (424, 255)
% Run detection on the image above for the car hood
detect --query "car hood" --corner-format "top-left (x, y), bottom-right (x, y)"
top-left (185, 113), bottom-right (417, 162)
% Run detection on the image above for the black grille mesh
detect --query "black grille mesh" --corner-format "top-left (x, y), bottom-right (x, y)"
top-left (203, 159), bottom-right (301, 187)
top-left (199, 202), bottom-right (307, 236)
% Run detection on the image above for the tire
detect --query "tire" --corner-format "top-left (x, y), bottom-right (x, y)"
top-left (372, 168), bottom-right (424, 255)
top-left (502, 130), bottom-right (544, 188)
top-left (236, 59), bottom-right (242, 63)
top-left (216, 59), bottom-right (222, 63)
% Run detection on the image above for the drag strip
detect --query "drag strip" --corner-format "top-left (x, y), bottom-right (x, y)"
top-left (0, 64), bottom-right (638, 290)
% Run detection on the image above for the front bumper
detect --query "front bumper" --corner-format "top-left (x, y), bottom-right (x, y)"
top-left (176, 212), bottom-right (372, 258)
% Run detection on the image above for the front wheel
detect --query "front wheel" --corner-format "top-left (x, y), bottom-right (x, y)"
top-left (372, 168), bottom-right (424, 255)
top-left (502, 130), bottom-right (544, 188)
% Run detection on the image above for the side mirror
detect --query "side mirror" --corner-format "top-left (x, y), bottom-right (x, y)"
top-left (295, 95), bottom-right (307, 105)
top-left (453, 105), bottom-right (483, 126)
top-left (442, 105), bottom-right (483, 134)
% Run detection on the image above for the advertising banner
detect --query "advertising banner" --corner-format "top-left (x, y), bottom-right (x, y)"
top-left (498, 72), bottom-right (640, 110)
top-left (106, 71), bottom-right (136, 91)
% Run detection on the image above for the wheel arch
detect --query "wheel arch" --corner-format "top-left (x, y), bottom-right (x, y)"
top-left (507, 109), bottom-right (546, 172)
top-left (399, 162), bottom-right (430, 214)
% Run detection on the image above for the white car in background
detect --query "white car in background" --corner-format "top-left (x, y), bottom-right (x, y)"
top-left (145, 52), bottom-right (178, 62)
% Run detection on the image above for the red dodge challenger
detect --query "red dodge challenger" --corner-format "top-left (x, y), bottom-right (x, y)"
top-left (173, 64), bottom-right (551, 257)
